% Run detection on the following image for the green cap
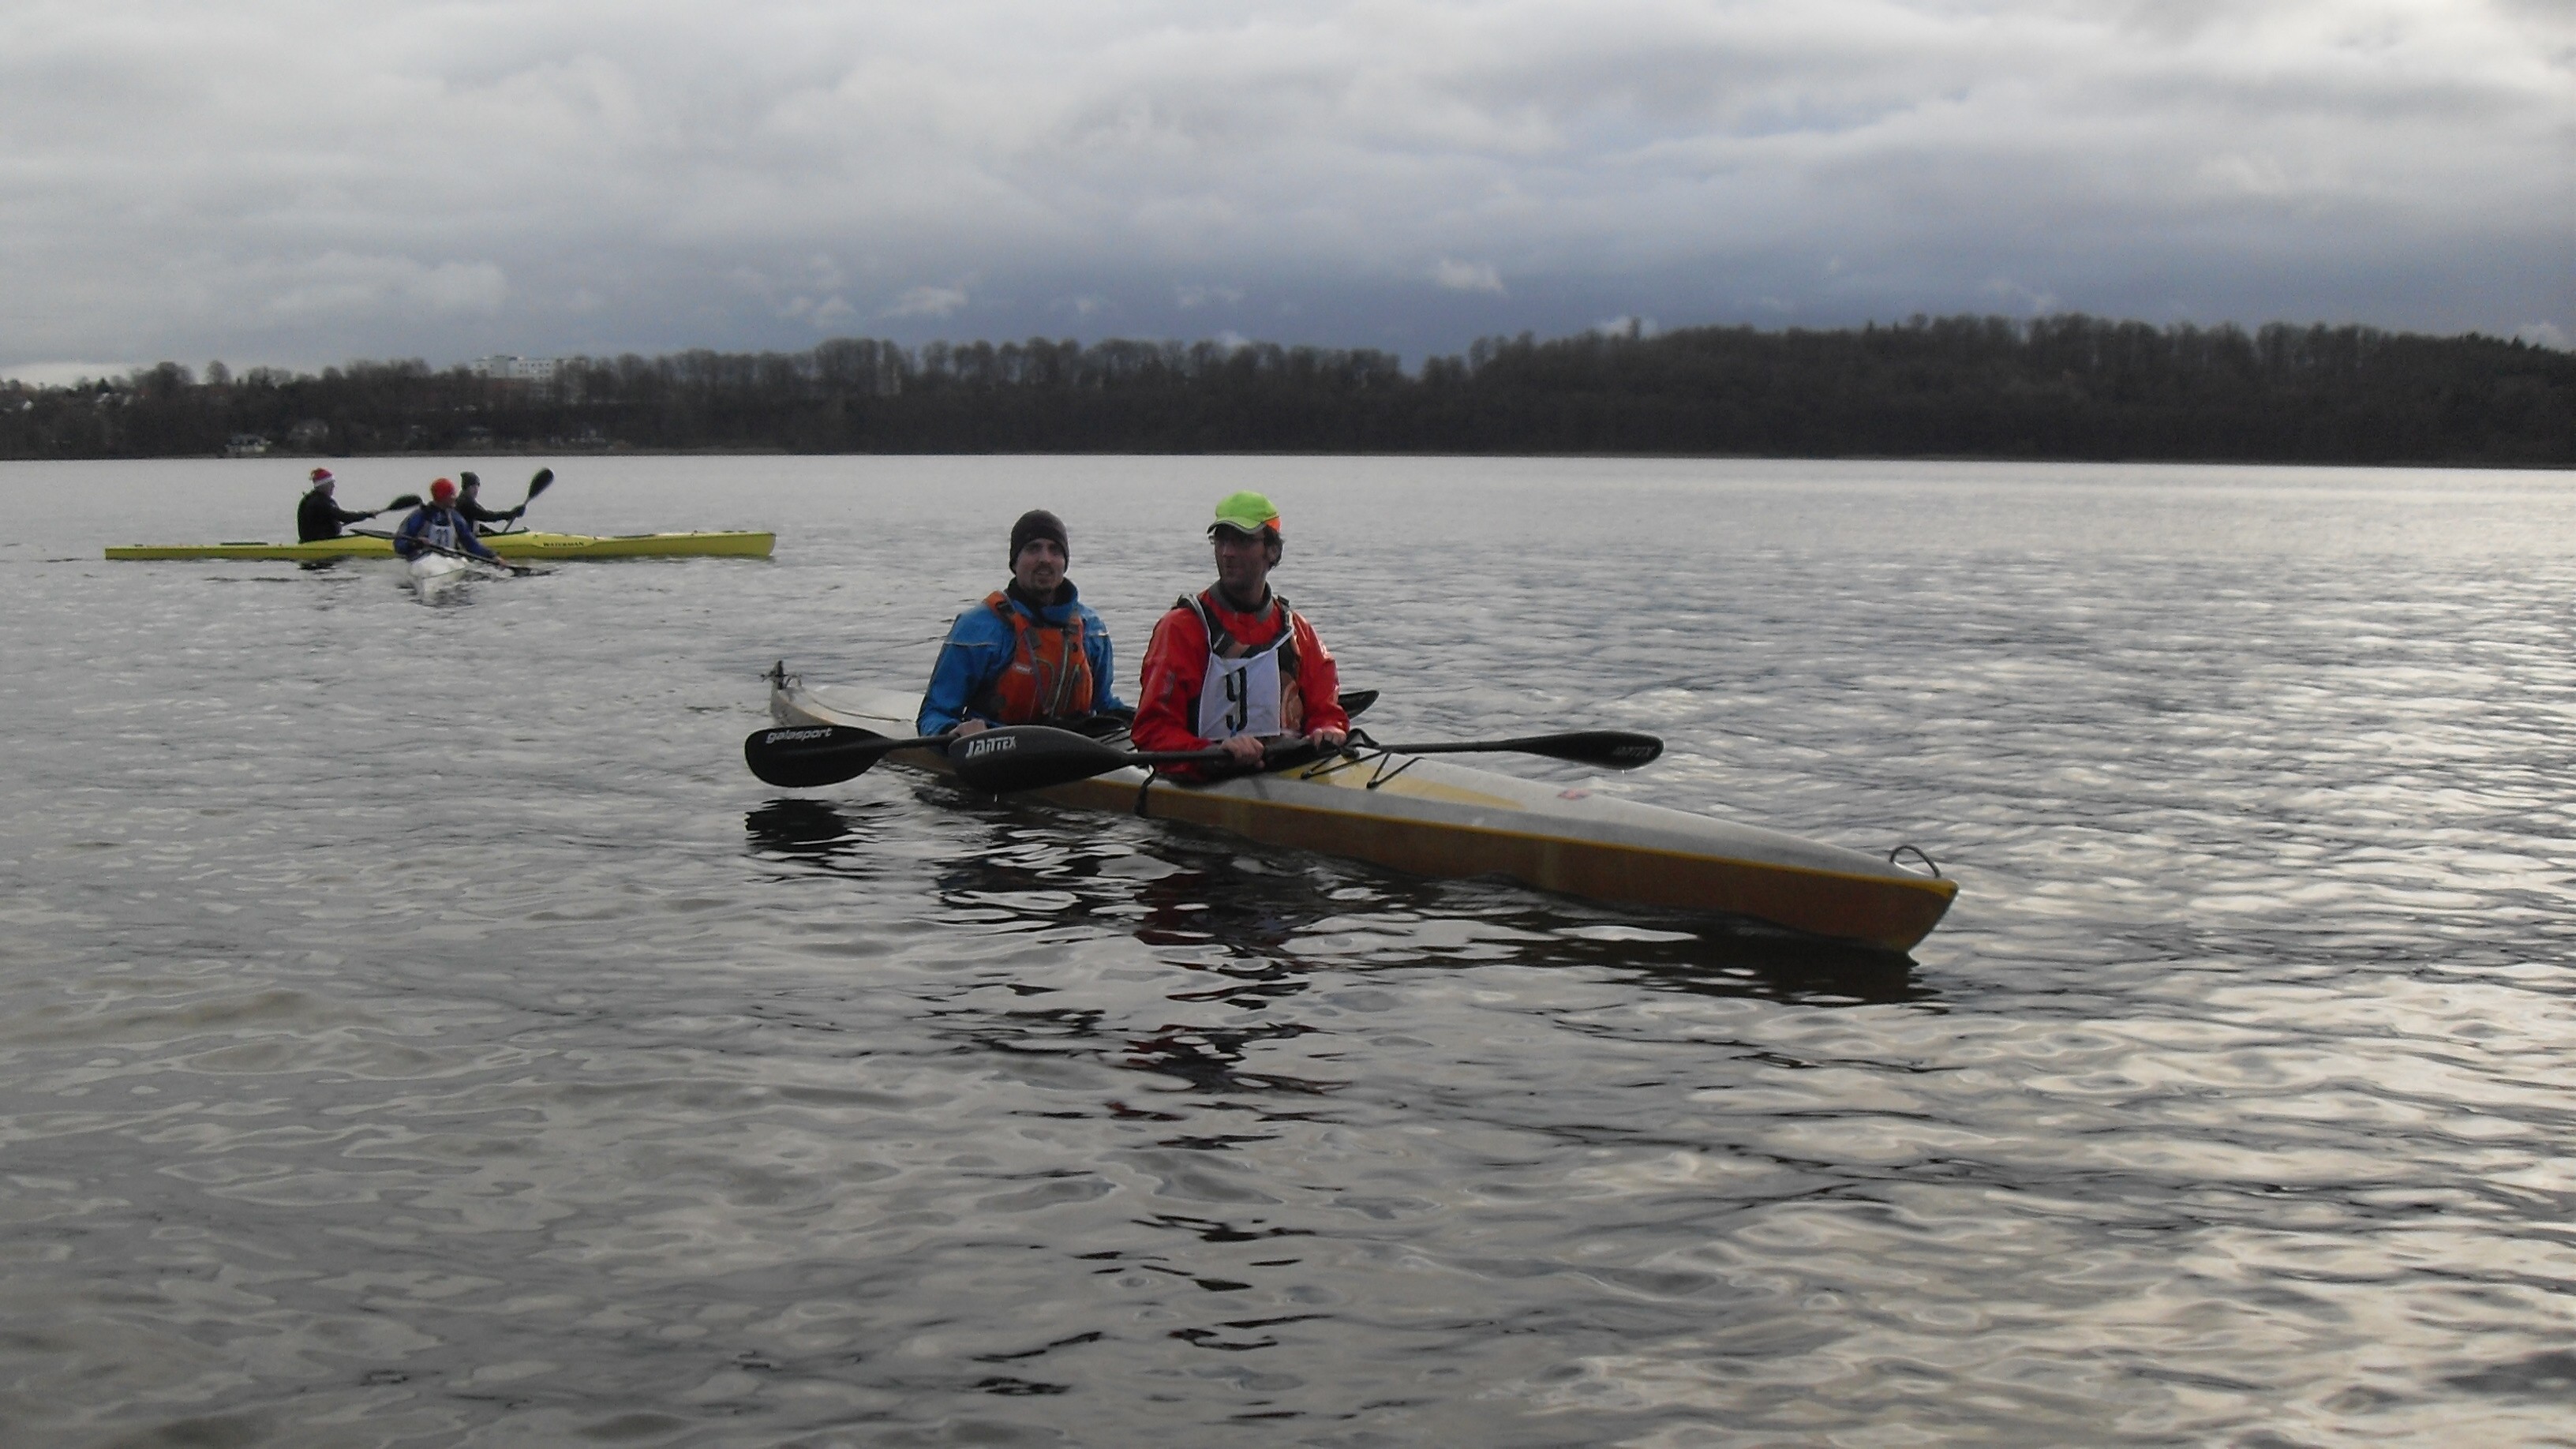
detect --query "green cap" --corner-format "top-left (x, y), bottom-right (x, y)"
top-left (1209, 490), bottom-right (1282, 537)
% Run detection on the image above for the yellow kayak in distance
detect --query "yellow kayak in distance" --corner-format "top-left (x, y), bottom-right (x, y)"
top-left (105, 530), bottom-right (776, 561)
top-left (768, 675), bottom-right (1959, 954)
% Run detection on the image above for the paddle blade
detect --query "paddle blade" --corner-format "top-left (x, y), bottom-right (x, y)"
top-left (949, 726), bottom-right (1135, 793)
top-left (745, 723), bottom-right (924, 788)
top-left (383, 493), bottom-right (421, 511)
top-left (1381, 730), bottom-right (1666, 768)
top-left (524, 468), bottom-right (554, 504)
top-left (1511, 730), bottom-right (1664, 767)
top-left (1337, 687), bottom-right (1378, 719)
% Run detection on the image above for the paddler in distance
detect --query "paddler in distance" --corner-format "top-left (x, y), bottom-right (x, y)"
top-left (1131, 491), bottom-right (1348, 773)
top-left (453, 471), bottom-right (526, 536)
top-left (918, 509), bottom-right (1130, 739)
top-left (391, 478), bottom-right (506, 565)
top-left (295, 468), bottom-right (380, 542)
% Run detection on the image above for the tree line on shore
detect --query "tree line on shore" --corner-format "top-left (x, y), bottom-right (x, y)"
top-left (4, 314), bottom-right (2567, 466)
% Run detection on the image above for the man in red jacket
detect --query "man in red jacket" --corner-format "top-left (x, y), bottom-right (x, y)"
top-left (1132, 491), bottom-right (1349, 772)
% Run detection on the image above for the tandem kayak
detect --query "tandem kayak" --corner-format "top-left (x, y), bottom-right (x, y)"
top-left (766, 673), bottom-right (1958, 953)
top-left (105, 530), bottom-right (775, 561)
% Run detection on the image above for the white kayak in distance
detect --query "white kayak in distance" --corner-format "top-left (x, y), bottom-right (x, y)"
top-left (406, 551), bottom-right (471, 588)
top-left (762, 672), bottom-right (1957, 953)
top-left (405, 548), bottom-right (518, 593)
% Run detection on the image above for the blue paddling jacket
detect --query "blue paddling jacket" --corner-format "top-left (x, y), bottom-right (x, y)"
top-left (392, 504), bottom-right (502, 561)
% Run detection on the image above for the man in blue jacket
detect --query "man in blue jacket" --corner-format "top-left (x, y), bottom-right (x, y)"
top-left (918, 510), bottom-right (1128, 738)
top-left (391, 478), bottom-right (506, 564)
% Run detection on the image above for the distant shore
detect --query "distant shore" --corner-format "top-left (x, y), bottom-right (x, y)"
top-left (84, 447), bottom-right (2574, 473)
top-left (8, 315), bottom-right (2570, 468)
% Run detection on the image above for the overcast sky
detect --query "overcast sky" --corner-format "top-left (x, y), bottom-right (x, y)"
top-left (3, 0), bottom-right (2568, 382)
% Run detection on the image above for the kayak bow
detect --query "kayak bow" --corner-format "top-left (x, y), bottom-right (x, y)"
top-left (406, 552), bottom-right (471, 588)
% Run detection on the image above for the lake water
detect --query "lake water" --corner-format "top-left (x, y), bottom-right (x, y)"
top-left (3, 455), bottom-right (2573, 1447)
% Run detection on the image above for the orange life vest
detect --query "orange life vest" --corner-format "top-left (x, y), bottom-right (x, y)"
top-left (973, 590), bottom-right (1096, 723)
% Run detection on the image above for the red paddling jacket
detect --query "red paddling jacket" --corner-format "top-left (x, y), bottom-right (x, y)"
top-left (1133, 587), bottom-right (1346, 763)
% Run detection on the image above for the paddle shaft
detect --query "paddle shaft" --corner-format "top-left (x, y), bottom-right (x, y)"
top-left (1363, 729), bottom-right (1662, 767)
top-left (949, 726), bottom-right (1230, 792)
top-left (750, 690), bottom-right (1646, 795)
top-left (952, 723), bottom-right (1661, 793)
top-left (403, 532), bottom-right (522, 573)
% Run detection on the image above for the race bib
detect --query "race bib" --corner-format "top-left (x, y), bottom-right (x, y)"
top-left (1197, 648), bottom-right (1284, 739)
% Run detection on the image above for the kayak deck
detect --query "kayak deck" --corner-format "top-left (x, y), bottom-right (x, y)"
top-left (105, 530), bottom-right (774, 561)
top-left (770, 680), bottom-right (1956, 953)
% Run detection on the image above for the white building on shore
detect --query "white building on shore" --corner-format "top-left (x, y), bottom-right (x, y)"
top-left (470, 355), bottom-right (559, 384)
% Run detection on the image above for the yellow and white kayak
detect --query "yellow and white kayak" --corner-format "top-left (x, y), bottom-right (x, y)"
top-left (769, 677), bottom-right (1958, 953)
top-left (105, 530), bottom-right (775, 561)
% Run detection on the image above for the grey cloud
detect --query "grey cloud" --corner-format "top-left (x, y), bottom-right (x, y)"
top-left (2, 0), bottom-right (2566, 379)
top-left (886, 286), bottom-right (972, 320)
top-left (1433, 260), bottom-right (1506, 293)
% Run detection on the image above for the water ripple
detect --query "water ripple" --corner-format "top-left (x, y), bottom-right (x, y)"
top-left (3, 457), bottom-right (2572, 1445)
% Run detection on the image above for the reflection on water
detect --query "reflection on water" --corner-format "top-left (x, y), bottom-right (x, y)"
top-left (6, 455), bottom-right (2575, 1446)
top-left (764, 792), bottom-right (1930, 1010)
top-left (1539, 919), bottom-right (1928, 1005)
top-left (745, 796), bottom-right (885, 861)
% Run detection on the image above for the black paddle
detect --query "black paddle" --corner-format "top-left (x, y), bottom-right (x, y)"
top-left (750, 691), bottom-right (1383, 792)
top-left (949, 728), bottom-right (1230, 794)
top-left (745, 724), bottom-right (942, 788)
top-left (322, 493), bottom-right (421, 535)
top-left (1363, 731), bottom-right (1661, 766)
top-left (500, 468), bottom-right (553, 534)
top-left (401, 532), bottom-right (531, 575)
top-left (462, 467), bottom-right (556, 536)
top-left (947, 724), bottom-right (1664, 795)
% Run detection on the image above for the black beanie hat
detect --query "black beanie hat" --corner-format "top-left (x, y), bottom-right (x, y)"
top-left (1009, 509), bottom-right (1069, 564)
